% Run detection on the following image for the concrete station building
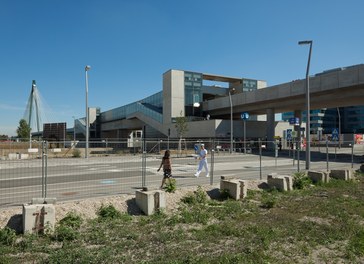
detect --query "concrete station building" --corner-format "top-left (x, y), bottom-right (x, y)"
top-left (73, 64), bottom-right (364, 145)
top-left (75, 69), bottom-right (290, 143)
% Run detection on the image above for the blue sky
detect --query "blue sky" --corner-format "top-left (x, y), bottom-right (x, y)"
top-left (1, 0), bottom-right (363, 136)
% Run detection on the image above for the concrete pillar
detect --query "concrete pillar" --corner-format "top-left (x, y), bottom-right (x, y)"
top-left (266, 108), bottom-right (275, 149)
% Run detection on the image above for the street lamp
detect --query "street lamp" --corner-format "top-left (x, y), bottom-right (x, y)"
top-left (72, 116), bottom-right (76, 142)
top-left (228, 88), bottom-right (235, 154)
top-left (337, 107), bottom-right (341, 148)
top-left (298, 40), bottom-right (313, 170)
top-left (85, 65), bottom-right (91, 159)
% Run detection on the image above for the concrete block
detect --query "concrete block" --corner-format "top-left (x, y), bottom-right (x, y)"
top-left (20, 154), bottom-right (29, 159)
top-left (308, 171), bottom-right (330, 183)
top-left (28, 148), bottom-right (39, 153)
top-left (330, 169), bottom-right (352, 180)
top-left (51, 148), bottom-right (62, 153)
top-left (267, 173), bottom-right (292, 191)
top-left (135, 190), bottom-right (166, 216)
top-left (8, 153), bottom-right (19, 160)
top-left (31, 197), bottom-right (57, 205)
top-left (22, 204), bottom-right (55, 234)
top-left (220, 179), bottom-right (247, 200)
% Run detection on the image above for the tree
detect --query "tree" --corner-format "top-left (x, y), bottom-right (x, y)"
top-left (175, 111), bottom-right (188, 156)
top-left (17, 119), bottom-right (31, 140)
top-left (0, 134), bottom-right (9, 140)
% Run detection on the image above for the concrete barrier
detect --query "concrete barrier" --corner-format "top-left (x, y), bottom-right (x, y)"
top-left (330, 169), bottom-right (353, 180)
top-left (135, 189), bottom-right (166, 215)
top-left (308, 171), bottom-right (330, 183)
top-left (267, 173), bottom-right (293, 191)
top-left (22, 204), bottom-right (56, 234)
top-left (220, 177), bottom-right (247, 200)
top-left (20, 154), bottom-right (29, 159)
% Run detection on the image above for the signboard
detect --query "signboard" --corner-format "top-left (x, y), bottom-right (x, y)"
top-left (241, 112), bottom-right (249, 120)
top-left (289, 117), bottom-right (300, 126)
top-left (286, 129), bottom-right (292, 140)
top-left (332, 128), bottom-right (339, 141)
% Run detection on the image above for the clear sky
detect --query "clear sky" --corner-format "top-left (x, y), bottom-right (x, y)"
top-left (1, 0), bottom-right (363, 136)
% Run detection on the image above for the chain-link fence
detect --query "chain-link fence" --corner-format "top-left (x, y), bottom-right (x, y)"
top-left (1, 139), bottom-right (363, 208)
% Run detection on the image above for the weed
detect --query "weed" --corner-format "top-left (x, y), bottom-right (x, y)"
top-left (59, 211), bottom-right (83, 228)
top-left (219, 188), bottom-right (230, 200)
top-left (72, 148), bottom-right (81, 158)
top-left (181, 186), bottom-right (208, 205)
top-left (97, 204), bottom-right (122, 219)
top-left (260, 190), bottom-right (278, 209)
top-left (164, 178), bottom-right (177, 193)
top-left (54, 225), bottom-right (80, 242)
top-left (0, 227), bottom-right (16, 246)
top-left (347, 227), bottom-right (364, 256)
top-left (293, 171), bottom-right (312, 189)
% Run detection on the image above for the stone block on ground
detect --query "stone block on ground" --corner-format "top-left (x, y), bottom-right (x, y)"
top-left (135, 189), bottom-right (166, 216)
top-left (330, 169), bottom-right (352, 180)
top-left (220, 178), bottom-right (247, 200)
top-left (267, 173), bottom-right (292, 192)
top-left (308, 171), bottom-right (330, 183)
top-left (22, 204), bottom-right (55, 234)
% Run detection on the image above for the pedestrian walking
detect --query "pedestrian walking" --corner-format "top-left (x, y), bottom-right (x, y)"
top-left (157, 150), bottom-right (172, 189)
top-left (194, 144), bottom-right (209, 177)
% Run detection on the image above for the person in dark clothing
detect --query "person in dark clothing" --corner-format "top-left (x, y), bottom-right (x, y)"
top-left (157, 150), bottom-right (172, 189)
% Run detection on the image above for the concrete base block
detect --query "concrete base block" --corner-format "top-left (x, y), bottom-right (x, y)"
top-left (220, 178), bottom-right (247, 200)
top-left (135, 190), bottom-right (166, 216)
top-left (22, 204), bottom-right (56, 234)
top-left (308, 171), bottom-right (330, 183)
top-left (330, 169), bottom-right (352, 180)
top-left (267, 173), bottom-right (292, 191)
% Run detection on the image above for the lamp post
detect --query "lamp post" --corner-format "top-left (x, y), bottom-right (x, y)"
top-left (298, 40), bottom-right (313, 170)
top-left (72, 116), bottom-right (76, 142)
top-left (85, 65), bottom-right (91, 159)
top-left (228, 88), bottom-right (235, 154)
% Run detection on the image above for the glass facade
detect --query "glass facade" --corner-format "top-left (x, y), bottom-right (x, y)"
top-left (283, 106), bottom-right (364, 134)
top-left (100, 91), bottom-right (163, 123)
top-left (184, 71), bottom-right (202, 116)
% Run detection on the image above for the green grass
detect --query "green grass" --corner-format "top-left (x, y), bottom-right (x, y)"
top-left (0, 173), bottom-right (364, 263)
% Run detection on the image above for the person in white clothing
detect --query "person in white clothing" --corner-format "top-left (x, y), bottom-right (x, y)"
top-left (194, 144), bottom-right (209, 177)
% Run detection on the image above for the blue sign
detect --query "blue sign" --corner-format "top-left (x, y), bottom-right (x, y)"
top-left (332, 128), bottom-right (339, 141)
top-left (289, 117), bottom-right (300, 126)
top-left (286, 129), bottom-right (292, 141)
top-left (241, 112), bottom-right (249, 120)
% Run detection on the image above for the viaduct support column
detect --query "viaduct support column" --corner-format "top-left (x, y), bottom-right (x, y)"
top-left (266, 108), bottom-right (275, 149)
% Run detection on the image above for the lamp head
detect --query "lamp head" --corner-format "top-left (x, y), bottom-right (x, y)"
top-left (85, 65), bottom-right (91, 71)
top-left (298, 40), bottom-right (312, 45)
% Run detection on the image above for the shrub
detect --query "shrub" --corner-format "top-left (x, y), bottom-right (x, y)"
top-left (293, 172), bottom-right (312, 189)
top-left (260, 191), bottom-right (278, 209)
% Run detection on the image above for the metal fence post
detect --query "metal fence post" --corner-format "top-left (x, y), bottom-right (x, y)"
top-left (210, 139), bottom-right (215, 185)
top-left (326, 138), bottom-right (329, 172)
top-left (352, 136), bottom-right (354, 169)
top-left (259, 139), bottom-right (262, 180)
